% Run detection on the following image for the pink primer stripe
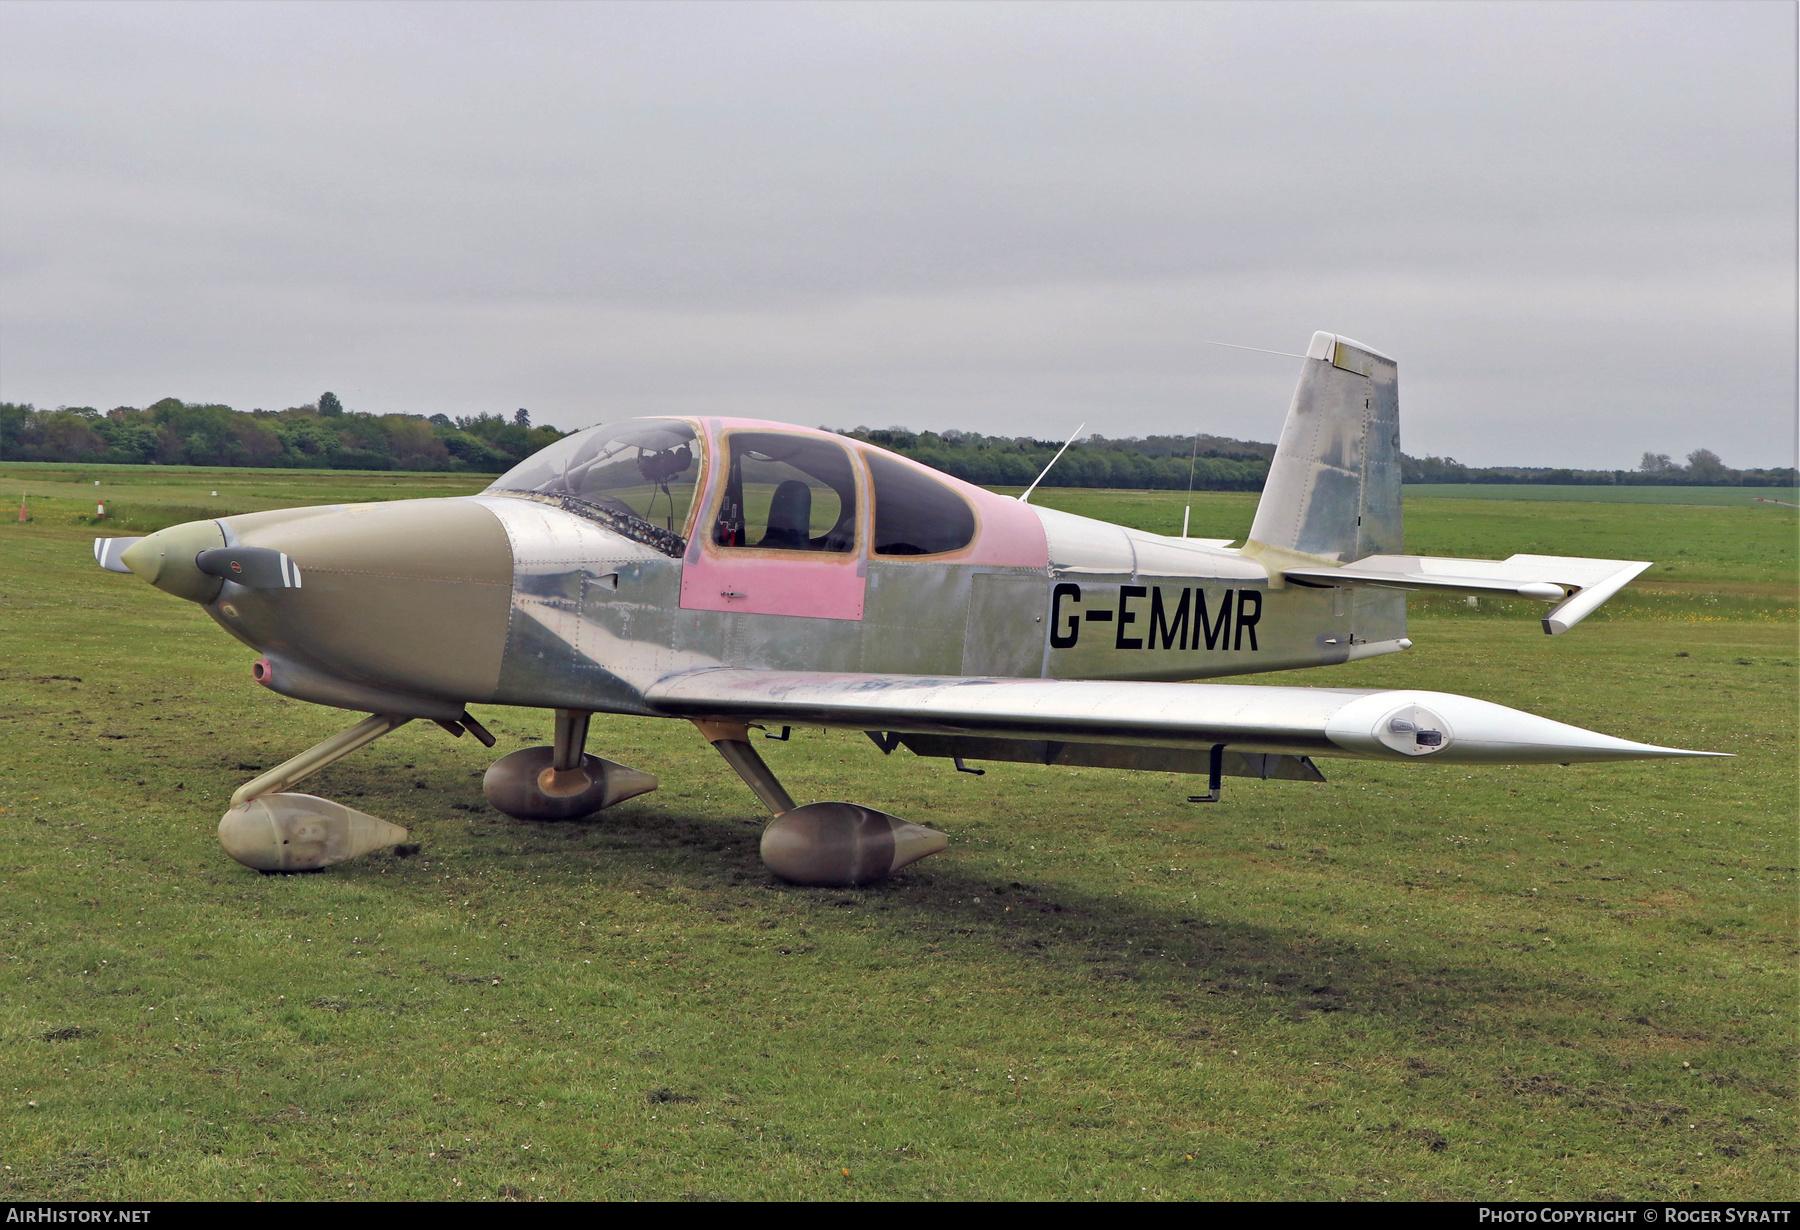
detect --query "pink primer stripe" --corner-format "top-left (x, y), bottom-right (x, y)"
top-left (679, 552), bottom-right (867, 619)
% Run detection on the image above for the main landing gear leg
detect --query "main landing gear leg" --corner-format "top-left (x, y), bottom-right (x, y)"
top-left (219, 713), bottom-right (415, 873)
top-left (481, 709), bottom-right (659, 821)
top-left (692, 719), bottom-right (795, 814)
top-left (691, 719), bottom-right (948, 888)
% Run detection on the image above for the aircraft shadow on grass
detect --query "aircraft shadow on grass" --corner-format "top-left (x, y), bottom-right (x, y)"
top-left (316, 786), bottom-right (1598, 1040)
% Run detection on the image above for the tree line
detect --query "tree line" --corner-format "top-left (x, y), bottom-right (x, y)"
top-left (0, 403), bottom-right (1278, 489)
top-left (2, 398), bottom-right (1790, 489)
top-left (1402, 448), bottom-right (1795, 488)
top-left (843, 429), bottom-right (1795, 489)
top-left (835, 427), bottom-right (1274, 491)
top-left (0, 396), bottom-right (566, 473)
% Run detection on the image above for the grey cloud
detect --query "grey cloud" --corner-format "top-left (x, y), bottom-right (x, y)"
top-left (1, 0), bottom-right (1792, 468)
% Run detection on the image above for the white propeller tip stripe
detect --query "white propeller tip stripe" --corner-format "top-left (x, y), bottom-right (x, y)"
top-left (92, 537), bottom-right (141, 573)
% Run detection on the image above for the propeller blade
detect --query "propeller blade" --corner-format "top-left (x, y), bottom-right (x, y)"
top-left (194, 547), bottom-right (303, 589)
top-left (93, 537), bottom-right (143, 573)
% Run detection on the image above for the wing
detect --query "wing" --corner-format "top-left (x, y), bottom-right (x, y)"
top-left (646, 670), bottom-right (1719, 765)
top-left (1281, 553), bottom-right (1649, 634)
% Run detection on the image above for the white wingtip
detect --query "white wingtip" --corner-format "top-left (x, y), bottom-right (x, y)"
top-left (1326, 691), bottom-right (1733, 764)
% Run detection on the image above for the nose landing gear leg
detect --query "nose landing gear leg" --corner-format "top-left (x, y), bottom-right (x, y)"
top-left (692, 720), bottom-right (948, 887)
top-left (219, 713), bottom-right (414, 872)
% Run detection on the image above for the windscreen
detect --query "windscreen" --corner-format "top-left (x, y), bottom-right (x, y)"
top-left (488, 418), bottom-right (701, 536)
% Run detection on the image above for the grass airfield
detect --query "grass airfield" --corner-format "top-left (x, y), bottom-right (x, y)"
top-left (0, 467), bottom-right (1794, 1201)
top-left (1400, 484), bottom-right (1798, 507)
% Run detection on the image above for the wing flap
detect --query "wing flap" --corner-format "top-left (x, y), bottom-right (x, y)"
top-left (1282, 553), bottom-right (1650, 634)
top-left (895, 733), bottom-right (1327, 782)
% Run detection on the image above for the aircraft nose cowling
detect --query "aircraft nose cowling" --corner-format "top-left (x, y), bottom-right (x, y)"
top-left (216, 498), bottom-right (515, 708)
top-left (120, 519), bottom-right (227, 603)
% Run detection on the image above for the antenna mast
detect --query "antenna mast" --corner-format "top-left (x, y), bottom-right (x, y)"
top-left (1182, 430), bottom-right (1200, 538)
top-left (1017, 423), bottom-right (1086, 504)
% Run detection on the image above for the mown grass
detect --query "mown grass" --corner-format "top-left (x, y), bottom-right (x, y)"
top-left (1402, 486), bottom-right (1799, 507)
top-left (0, 469), bottom-right (1793, 1201)
top-left (0, 462), bottom-right (484, 538)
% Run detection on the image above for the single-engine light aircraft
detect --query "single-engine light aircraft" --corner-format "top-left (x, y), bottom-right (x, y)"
top-left (95, 332), bottom-right (1722, 884)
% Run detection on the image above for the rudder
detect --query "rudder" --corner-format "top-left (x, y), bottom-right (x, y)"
top-left (1246, 331), bottom-right (1401, 563)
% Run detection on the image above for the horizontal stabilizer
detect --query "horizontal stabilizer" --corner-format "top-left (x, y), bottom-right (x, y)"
top-left (646, 670), bottom-right (1723, 765)
top-left (1282, 553), bottom-right (1650, 634)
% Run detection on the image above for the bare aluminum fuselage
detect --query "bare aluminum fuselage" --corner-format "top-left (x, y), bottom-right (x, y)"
top-left (203, 426), bottom-right (1407, 724)
top-left (479, 492), bottom-right (1410, 714)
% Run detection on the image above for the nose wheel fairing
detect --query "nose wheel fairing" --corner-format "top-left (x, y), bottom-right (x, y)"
top-left (220, 793), bottom-right (408, 873)
top-left (217, 713), bottom-right (417, 873)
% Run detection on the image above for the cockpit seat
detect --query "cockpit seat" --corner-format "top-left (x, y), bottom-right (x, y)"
top-left (759, 479), bottom-right (813, 549)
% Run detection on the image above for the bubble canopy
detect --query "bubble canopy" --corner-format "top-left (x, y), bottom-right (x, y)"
top-left (488, 418), bottom-right (702, 536)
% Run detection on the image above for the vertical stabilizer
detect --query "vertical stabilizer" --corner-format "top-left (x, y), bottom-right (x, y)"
top-left (1246, 332), bottom-right (1402, 564)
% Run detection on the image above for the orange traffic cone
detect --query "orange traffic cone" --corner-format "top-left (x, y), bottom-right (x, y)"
top-left (16, 492), bottom-right (25, 523)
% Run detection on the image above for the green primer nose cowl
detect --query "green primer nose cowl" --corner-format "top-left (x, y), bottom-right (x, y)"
top-left (120, 519), bottom-right (226, 604)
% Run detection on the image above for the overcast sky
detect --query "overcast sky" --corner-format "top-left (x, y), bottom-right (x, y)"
top-left (2, 1), bottom-right (1793, 468)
